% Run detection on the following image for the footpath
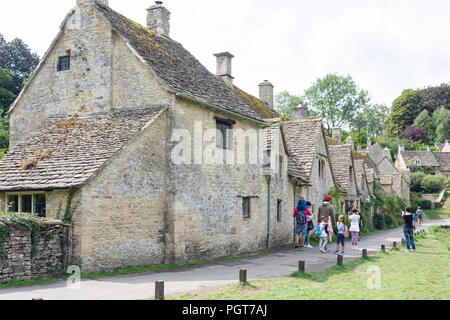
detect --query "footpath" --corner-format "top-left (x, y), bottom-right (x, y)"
top-left (0, 216), bottom-right (448, 300)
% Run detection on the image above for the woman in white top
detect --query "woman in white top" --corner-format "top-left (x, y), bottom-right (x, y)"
top-left (349, 208), bottom-right (361, 250)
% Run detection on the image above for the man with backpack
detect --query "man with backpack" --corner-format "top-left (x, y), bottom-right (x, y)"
top-left (293, 196), bottom-right (308, 248)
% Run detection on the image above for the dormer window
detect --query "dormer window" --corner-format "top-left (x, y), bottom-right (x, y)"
top-left (57, 53), bottom-right (70, 71)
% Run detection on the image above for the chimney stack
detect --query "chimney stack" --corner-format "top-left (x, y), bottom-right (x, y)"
top-left (214, 52), bottom-right (234, 88)
top-left (398, 144), bottom-right (405, 153)
top-left (259, 80), bottom-right (274, 109)
top-left (332, 128), bottom-right (342, 144)
top-left (293, 105), bottom-right (307, 120)
top-left (367, 137), bottom-right (372, 148)
top-left (346, 136), bottom-right (355, 150)
top-left (384, 147), bottom-right (392, 161)
top-left (147, 1), bottom-right (171, 37)
top-left (77, 0), bottom-right (108, 6)
top-left (427, 146), bottom-right (431, 152)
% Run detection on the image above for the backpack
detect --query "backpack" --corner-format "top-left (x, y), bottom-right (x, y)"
top-left (296, 210), bottom-right (306, 225)
top-left (315, 224), bottom-right (322, 236)
top-left (343, 225), bottom-right (349, 238)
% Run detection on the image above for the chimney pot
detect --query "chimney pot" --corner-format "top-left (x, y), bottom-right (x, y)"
top-left (214, 52), bottom-right (234, 87)
top-left (367, 137), bottom-right (372, 147)
top-left (147, 2), bottom-right (171, 37)
top-left (259, 80), bottom-right (274, 109)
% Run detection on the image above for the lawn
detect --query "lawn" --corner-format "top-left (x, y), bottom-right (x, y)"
top-left (425, 207), bottom-right (450, 220)
top-left (176, 226), bottom-right (450, 300)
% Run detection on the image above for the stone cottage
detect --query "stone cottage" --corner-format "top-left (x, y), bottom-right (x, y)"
top-left (0, 0), bottom-right (299, 272)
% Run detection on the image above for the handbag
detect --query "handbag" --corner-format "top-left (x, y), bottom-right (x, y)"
top-left (307, 220), bottom-right (314, 231)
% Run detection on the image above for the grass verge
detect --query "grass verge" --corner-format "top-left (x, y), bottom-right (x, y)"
top-left (175, 226), bottom-right (450, 300)
top-left (425, 207), bottom-right (449, 220)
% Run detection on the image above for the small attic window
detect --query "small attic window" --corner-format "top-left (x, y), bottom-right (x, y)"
top-left (57, 54), bottom-right (71, 71)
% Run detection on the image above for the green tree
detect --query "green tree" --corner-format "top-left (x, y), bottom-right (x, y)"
top-left (386, 89), bottom-right (422, 137)
top-left (432, 107), bottom-right (450, 143)
top-left (301, 73), bottom-right (370, 134)
top-left (410, 171), bottom-right (425, 193)
top-left (274, 90), bottom-right (302, 118)
top-left (421, 175), bottom-right (445, 194)
top-left (418, 83), bottom-right (450, 115)
top-left (351, 103), bottom-right (390, 137)
top-left (0, 68), bottom-right (16, 115)
top-left (413, 110), bottom-right (435, 143)
top-left (0, 34), bottom-right (40, 95)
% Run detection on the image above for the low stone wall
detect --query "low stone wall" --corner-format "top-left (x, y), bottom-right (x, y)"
top-left (0, 222), bottom-right (72, 284)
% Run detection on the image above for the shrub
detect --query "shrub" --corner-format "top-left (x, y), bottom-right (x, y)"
top-left (410, 172), bottom-right (425, 193)
top-left (373, 213), bottom-right (386, 230)
top-left (421, 175), bottom-right (445, 194)
top-left (418, 200), bottom-right (432, 210)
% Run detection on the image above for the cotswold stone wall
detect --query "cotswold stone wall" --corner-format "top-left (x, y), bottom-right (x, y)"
top-left (0, 223), bottom-right (72, 283)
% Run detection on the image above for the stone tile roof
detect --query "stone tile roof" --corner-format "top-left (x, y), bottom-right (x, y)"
top-left (400, 151), bottom-right (440, 167)
top-left (96, 4), bottom-right (277, 122)
top-left (281, 119), bottom-right (323, 182)
top-left (434, 153), bottom-right (450, 171)
top-left (0, 107), bottom-right (166, 191)
top-left (328, 144), bottom-right (353, 193)
top-left (366, 143), bottom-right (386, 166)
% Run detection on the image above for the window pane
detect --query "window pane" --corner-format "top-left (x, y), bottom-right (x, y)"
top-left (21, 195), bottom-right (32, 213)
top-left (243, 198), bottom-right (250, 218)
top-left (7, 195), bottom-right (19, 212)
top-left (216, 122), bottom-right (231, 149)
top-left (34, 194), bottom-right (46, 217)
top-left (58, 56), bottom-right (70, 71)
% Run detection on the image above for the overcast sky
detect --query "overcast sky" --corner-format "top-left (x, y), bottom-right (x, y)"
top-left (1, 0), bottom-right (449, 106)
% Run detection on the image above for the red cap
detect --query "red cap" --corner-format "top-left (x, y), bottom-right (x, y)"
top-left (325, 196), bottom-right (334, 201)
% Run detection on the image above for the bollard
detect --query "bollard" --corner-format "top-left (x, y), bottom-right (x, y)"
top-left (381, 244), bottom-right (386, 252)
top-left (239, 269), bottom-right (247, 285)
top-left (337, 254), bottom-right (343, 266)
top-left (155, 281), bottom-right (164, 300)
top-left (393, 241), bottom-right (397, 248)
top-left (298, 261), bottom-right (305, 273)
top-left (362, 249), bottom-right (368, 258)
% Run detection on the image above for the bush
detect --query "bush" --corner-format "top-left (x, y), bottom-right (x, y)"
top-left (410, 172), bottom-right (426, 193)
top-left (421, 175), bottom-right (445, 194)
top-left (419, 200), bottom-right (432, 210)
top-left (373, 213), bottom-right (386, 230)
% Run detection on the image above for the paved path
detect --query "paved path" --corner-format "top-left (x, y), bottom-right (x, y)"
top-left (0, 217), bottom-right (448, 300)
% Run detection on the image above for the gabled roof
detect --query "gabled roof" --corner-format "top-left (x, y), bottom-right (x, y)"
top-left (400, 151), bottom-right (440, 167)
top-left (96, 4), bottom-right (277, 123)
top-left (281, 119), bottom-right (324, 182)
top-left (0, 107), bottom-right (166, 191)
top-left (434, 153), bottom-right (450, 171)
top-left (328, 144), bottom-right (357, 194)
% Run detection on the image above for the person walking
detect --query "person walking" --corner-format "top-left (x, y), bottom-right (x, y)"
top-left (304, 201), bottom-right (314, 249)
top-left (349, 208), bottom-right (361, 250)
top-left (318, 196), bottom-right (335, 227)
top-left (317, 216), bottom-right (328, 253)
top-left (334, 215), bottom-right (347, 255)
top-left (416, 206), bottom-right (423, 226)
top-left (293, 196), bottom-right (308, 248)
top-left (355, 206), bottom-right (363, 241)
top-left (402, 207), bottom-right (416, 252)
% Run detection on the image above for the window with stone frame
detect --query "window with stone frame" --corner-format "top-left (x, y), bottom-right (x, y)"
top-left (57, 53), bottom-right (71, 71)
top-left (6, 193), bottom-right (46, 217)
top-left (318, 158), bottom-right (326, 179)
top-left (242, 197), bottom-right (251, 218)
top-left (277, 199), bottom-right (282, 222)
top-left (215, 117), bottom-right (235, 150)
top-left (278, 156), bottom-right (283, 179)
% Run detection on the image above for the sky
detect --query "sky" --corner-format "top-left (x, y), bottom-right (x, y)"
top-left (1, 0), bottom-right (449, 106)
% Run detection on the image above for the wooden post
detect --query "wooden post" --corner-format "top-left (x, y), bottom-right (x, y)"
top-left (393, 241), bottom-right (397, 248)
top-left (337, 254), bottom-right (343, 266)
top-left (155, 281), bottom-right (164, 300)
top-left (362, 249), bottom-right (368, 258)
top-left (298, 261), bottom-right (305, 273)
top-left (381, 244), bottom-right (386, 252)
top-left (239, 269), bottom-right (247, 284)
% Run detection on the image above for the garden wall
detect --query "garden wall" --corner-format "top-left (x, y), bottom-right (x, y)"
top-left (0, 222), bottom-right (72, 284)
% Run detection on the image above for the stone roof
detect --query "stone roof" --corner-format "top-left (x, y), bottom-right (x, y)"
top-left (366, 143), bottom-right (387, 166)
top-left (400, 151), bottom-right (440, 167)
top-left (281, 119), bottom-right (323, 182)
top-left (434, 153), bottom-right (450, 171)
top-left (0, 107), bottom-right (166, 191)
top-left (96, 4), bottom-right (277, 123)
top-left (328, 144), bottom-right (354, 193)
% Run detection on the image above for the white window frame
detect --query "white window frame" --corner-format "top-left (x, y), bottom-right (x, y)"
top-left (5, 192), bottom-right (46, 215)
